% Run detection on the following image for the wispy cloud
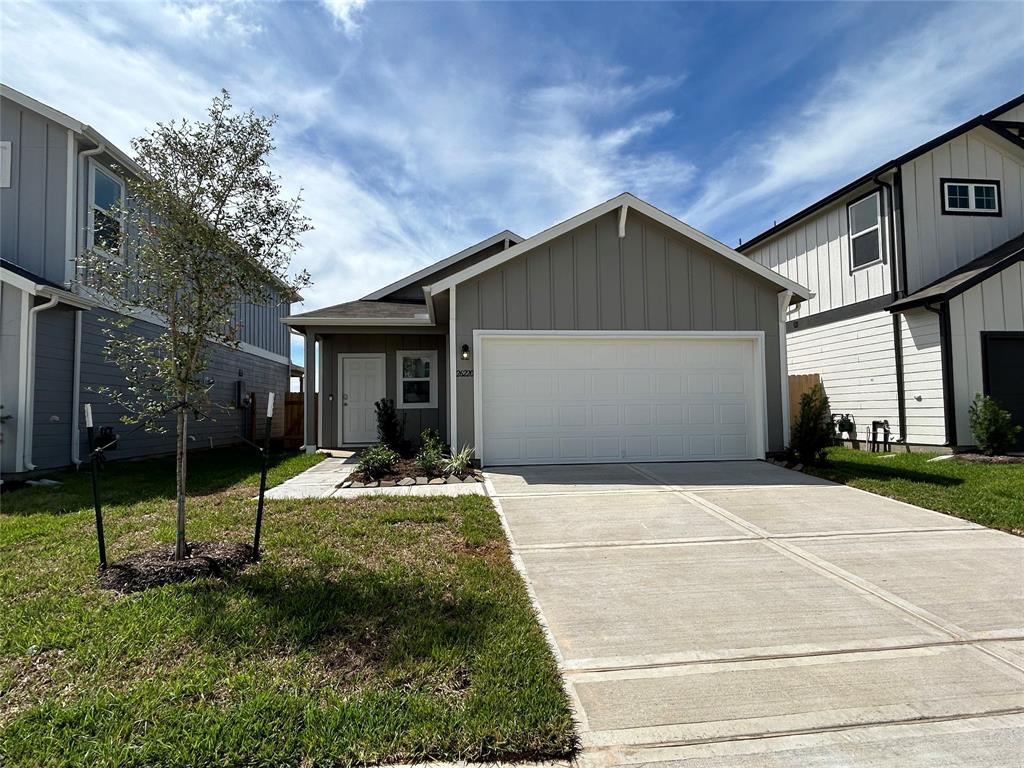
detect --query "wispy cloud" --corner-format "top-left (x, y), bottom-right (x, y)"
top-left (322, 0), bottom-right (369, 37)
top-left (683, 2), bottom-right (1024, 240)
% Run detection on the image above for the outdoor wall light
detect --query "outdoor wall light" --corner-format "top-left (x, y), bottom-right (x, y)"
top-left (460, 344), bottom-right (471, 360)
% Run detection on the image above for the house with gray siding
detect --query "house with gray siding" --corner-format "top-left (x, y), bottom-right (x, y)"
top-left (739, 92), bottom-right (1024, 451)
top-left (286, 193), bottom-right (810, 466)
top-left (0, 84), bottom-right (294, 476)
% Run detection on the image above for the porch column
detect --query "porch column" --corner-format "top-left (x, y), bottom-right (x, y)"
top-left (303, 329), bottom-right (316, 453)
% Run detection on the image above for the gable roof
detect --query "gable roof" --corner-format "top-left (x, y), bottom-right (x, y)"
top-left (428, 192), bottom-right (811, 301)
top-left (361, 230), bottom-right (522, 301)
top-left (737, 92), bottom-right (1024, 254)
top-left (887, 232), bottom-right (1024, 312)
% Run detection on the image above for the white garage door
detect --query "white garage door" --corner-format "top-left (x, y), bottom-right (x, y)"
top-left (477, 333), bottom-right (764, 466)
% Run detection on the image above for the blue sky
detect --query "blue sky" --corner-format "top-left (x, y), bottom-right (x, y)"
top-left (3, 1), bottom-right (1023, 366)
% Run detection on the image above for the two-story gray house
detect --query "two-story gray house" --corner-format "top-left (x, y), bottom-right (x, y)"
top-left (0, 85), bottom-right (295, 476)
top-left (740, 93), bottom-right (1024, 451)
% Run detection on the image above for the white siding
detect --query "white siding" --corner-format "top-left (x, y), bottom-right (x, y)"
top-left (900, 308), bottom-right (946, 445)
top-left (949, 260), bottom-right (1024, 444)
top-left (900, 127), bottom-right (1024, 293)
top-left (745, 183), bottom-right (894, 318)
top-left (787, 310), bottom-right (900, 441)
top-left (994, 103), bottom-right (1024, 122)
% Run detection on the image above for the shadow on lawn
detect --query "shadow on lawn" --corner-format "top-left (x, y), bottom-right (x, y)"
top-left (815, 457), bottom-right (964, 487)
top-left (1, 448), bottom-right (300, 516)
top-left (186, 563), bottom-right (504, 672)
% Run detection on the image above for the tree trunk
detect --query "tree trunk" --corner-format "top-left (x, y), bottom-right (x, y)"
top-left (174, 406), bottom-right (188, 560)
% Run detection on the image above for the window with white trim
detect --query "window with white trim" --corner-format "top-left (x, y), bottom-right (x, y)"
top-left (88, 160), bottom-right (125, 257)
top-left (396, 350), bottom-right (437, 409)
top-left (941, 179), bottom-right (1001, 215)
top-left (847, 191), bottom-right (882, 270)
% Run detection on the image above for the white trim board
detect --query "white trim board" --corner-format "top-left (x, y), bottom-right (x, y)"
top-left (430, 193), bottom-right (811, 302)
top-left (472, 330), bottom-right (769, 467)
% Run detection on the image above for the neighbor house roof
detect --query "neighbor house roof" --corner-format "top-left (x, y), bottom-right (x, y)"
top-left (0, 259), bottom-right (97, 310)
top-left (283, 299), bottom-right (433, 326)
top-left (737, 92), bottom-right (1024, 254)
top-left (428, 192), bottom-right (812, 301)
top-left (887, 232), bottom-right (1024, 312)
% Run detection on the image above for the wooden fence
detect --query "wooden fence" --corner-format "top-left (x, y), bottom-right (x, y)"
top-left (788, 373), bottom-right (822, 428)
top-left (283, 392), bottom-right (312, 449)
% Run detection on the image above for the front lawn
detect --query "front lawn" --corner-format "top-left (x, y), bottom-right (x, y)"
top-left (803, 446), bottom-right (1024, 534)
top-left (0, 449), bottom-right (576, 767)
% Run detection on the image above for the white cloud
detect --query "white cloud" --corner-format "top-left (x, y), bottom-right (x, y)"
top-left (322, 0), bottom-right (368, 37)
top-left (684, 2), bottom-right (1024, 238)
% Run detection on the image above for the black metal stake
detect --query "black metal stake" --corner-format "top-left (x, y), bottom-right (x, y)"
top-left (85, 405), bottom-right (107, 569)
top-left (252, 393), bottom-right (275, 562)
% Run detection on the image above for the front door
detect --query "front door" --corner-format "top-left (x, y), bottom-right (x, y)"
top-left (983, 333), bottom-right (1024, 451)
top-left (340, 355), bottom-right (385, 445)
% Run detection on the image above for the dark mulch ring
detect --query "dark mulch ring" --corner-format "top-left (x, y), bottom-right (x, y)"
top-left (955, 453), bottom-right (1024, 464)
top-left (347, 457), bottom-right (485, 486)
top-left (98, 540), bottom-right (255, 593)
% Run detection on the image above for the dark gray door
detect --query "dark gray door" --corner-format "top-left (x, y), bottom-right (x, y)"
top-left (983, 333), bottom-right (1024, 451)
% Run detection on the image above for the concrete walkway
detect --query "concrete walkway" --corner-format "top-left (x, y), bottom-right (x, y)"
top-left (485, 461), bottom-right (1024, 767)
top-left (265, 454), bottom-right (485, 499)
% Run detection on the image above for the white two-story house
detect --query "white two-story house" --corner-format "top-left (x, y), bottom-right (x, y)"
top-left (739, 93), bottom-right (1024, 451)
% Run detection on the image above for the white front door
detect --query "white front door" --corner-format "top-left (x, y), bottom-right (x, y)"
top-left (476, 333), bottom-right (765, 466)
top-left (339, 355), bottom-right (385, 444)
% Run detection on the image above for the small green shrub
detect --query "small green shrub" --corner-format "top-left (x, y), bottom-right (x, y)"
top-left (443, 445), bottom-right (475, 477)
top-left (968, 393), bottom-right (1022, 455)
top-left (790, 383), bottom-right (833, 465)
top-left (416, 428), bottom-right (445, 474)
top-left (375, 398), bottom-right (411, 456)
top-left (357, 444), bottom-right (400, 478)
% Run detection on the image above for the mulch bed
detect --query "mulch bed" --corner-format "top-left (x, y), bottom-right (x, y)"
top-left (346, 458), bottom-right (484, 488)
top-left (954, 453), bottom-right (1024, 464)
top-left (98, 541), bottom-right (254, 593)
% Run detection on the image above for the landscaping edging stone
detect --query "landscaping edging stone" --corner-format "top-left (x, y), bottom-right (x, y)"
top-left (338, 471), bottom-right (486, 489)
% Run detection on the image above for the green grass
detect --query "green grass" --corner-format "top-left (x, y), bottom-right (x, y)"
top-left (803, 447), bottom-right (1024, 533)
top-left (0, 449), bottom-right (576, 767)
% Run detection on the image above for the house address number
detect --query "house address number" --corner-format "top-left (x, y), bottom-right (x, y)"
top-left (456, 370), bottom-right (474, 377)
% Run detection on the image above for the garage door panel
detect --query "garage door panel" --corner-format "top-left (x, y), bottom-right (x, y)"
top-left (479, 335), bottom-right (762, 465)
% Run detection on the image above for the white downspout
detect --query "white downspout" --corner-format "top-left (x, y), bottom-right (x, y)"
top-left (70, 310), bottom-right (83, 467)
top-left (23, 295), bottom-right (59, 471)
top-left (14, 291), bottom-right (31, 473)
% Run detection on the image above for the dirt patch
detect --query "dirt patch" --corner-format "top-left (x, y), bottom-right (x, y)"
top-left (98, 541), bottom-right (254, 593)
top-left (954, 453), bottom-right (1024, 464)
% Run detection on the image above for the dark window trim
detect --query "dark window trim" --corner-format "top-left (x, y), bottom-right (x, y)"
top-left (846, 187), bottom-right (886, 273)
top-left (939, 177), bottom-right (1002, 217)
top-left (980, 330), bottom-right (1024, 397)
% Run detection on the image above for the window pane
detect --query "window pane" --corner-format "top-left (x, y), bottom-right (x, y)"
top-left (974, 185), bottom-right (997, 210)
top-left (850, 194), bottom-right (878, 234)
top-left (93, 210), bottom-right (121, 252)
top-left (93, 168), bottom-right (122, 212)
top-left (402, 380), bottom-right (431, 404)
top-left (946, 184), bottom-right (969, 209)
top-left (851, 231), bottom-right (879, 268)
top-left (402, 356), bottom-right (430, 379)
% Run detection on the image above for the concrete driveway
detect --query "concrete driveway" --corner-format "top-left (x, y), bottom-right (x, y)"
top-left (486, 461), bottom-right (1024, 767)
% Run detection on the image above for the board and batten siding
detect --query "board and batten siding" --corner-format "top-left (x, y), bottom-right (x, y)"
top-left (0, 95), bottom-right (71, 286)
top-left (900, 127), bottom-right (1024, 294)
top-left (454, 209), bottom-right (786, 453)
top-left (31, 305), bottom-right (76, 468)
top-left (319, 331), bottom-right (447, 448)
top-left (787, 311), bottom-right (900, 442)
top-left (948, 260), bottom-right (1024, 445)
top-left (743, 183), bottom-right (893, 320)
top-left (995, 103), bottom-right (1024, 122)
top-left (899, 308), bottom-right (946, 445)
top-left (235, 295), bottom-right (290, 358)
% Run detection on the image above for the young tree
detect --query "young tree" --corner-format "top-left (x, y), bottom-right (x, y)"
top-left (82, 92), bottom-right (310, 560)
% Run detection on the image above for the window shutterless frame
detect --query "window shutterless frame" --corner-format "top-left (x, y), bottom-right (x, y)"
top-left (396, 350), bottom-right (437, 409)
top-left (846, 188), bottom-right (884, 273)
top-left (939, 178), bottom-right (1002, 217)
top-left (87, 159), bottom-right (126, 261)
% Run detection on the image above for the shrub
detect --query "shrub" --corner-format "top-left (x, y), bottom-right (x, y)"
top-left (375, 398), bottom-right (411, 456)
top-left (968, 393), bottom-right (1022, 455)
top-left (790, 383), bottom-right (833, 465)
top-left (443, 445), bottom-right (475, 477)
top-left (416, 428), bottom-right (445, 475)
top-left (357, 444), bottom-right (400, 479)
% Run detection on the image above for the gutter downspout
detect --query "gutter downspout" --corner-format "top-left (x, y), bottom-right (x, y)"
top-left (70, 310), bottom-right (83, 467)
top-left (23, 295), bottom-right (59, 471)
top-left (874, 171), bottom-right (908, 447)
